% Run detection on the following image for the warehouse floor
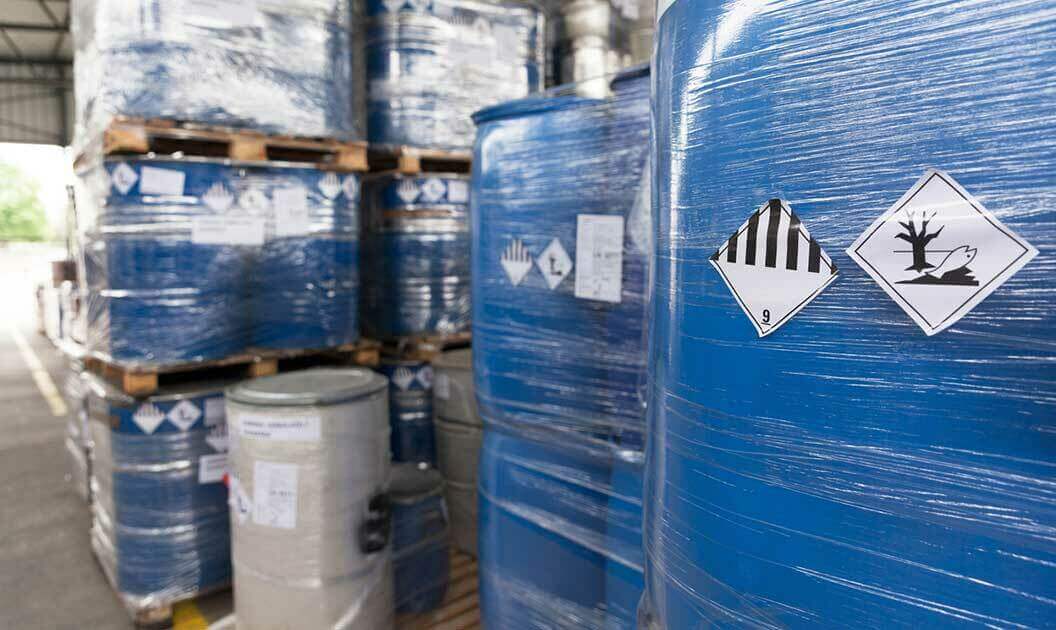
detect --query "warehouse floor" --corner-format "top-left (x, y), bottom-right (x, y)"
top-left (0, 245), bottom-right (233, 630)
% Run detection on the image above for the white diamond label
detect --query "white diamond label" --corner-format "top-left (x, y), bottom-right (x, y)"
top-left (111, 163), bottom-right (138, 194)
top-left (421, 177), bottom-right (447, 203)
top-left (131, 403), bottom-right (166, 435)
top-left (391, 367), bottom-right (415, 391)
top-left (342, 175), bottom-right (359, 200)
top-left (847, 170), bottom-right (1037, 336)
top-left (711, 199), bottom-right (838, 337)
top-left (416, 365), bottom-right (434, 389)
top-left (167, 400), bottom-right (202, 432)
top-left (536, 238), bottom-right (573, 290)
top-left (397, 179), bottom-right (420, 204)
top-left (318, 172), bottom-right (342, 199)
top-left (500, 238), bottom-right (533, 287)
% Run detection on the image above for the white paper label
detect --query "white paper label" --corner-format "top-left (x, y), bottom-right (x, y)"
top-left (575, 215), bottom-right (625, 303)
top-left (231, 477), bottom-right (252, 524)
top-left (536, 238), bottom-right (573, 290)
top-left (239, 411), bottom-right (321, 442)
top-left (253, 461), bottom-right (298, 529)
top-left (711, 199), bottom-right (838, 337)
top-left (272, 186), bottom-right (311, 237)
top-left (847, 170), bottom-right (1037, 336)
top-left (435, 373), bottom-right (451, 400)
top-left (198, 453), bottom-right (227, 484)
top-left (447, 180), bottom-right (470, 203)
top-left (185, 0), bottom-right (259, 28)
top-left (205, 397), bottom-right (225, 424)
top-left (139, 166), bottom-right (186, 196)
top-left (191, 216), bottom-right (266, 246)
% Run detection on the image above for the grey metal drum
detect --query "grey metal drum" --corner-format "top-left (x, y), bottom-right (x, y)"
top-left (432, 348), bottom-right (480, 427)
top-left (226, 368), bottom-right (393, 630)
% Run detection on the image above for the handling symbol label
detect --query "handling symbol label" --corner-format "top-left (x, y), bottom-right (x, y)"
top-left (847, 170), bottom-right (1037, 336)
top-left (711, 199), bottom-right (838, 337)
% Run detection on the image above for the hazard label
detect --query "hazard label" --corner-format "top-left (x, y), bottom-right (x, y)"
top-left (711, 199), bottom-right (838, 337)
top-left (847, 170), bottom-right (1037, 336)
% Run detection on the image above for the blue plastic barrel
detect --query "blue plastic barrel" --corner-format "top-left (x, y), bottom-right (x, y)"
top-left (363, 0), bottom-right (543, 150)
top-left (361, 174), bottom-right (471, 340)
top-left (646, 2), bottom-right (1056, 627)
top-left (391, 463), bottom-right (450, 614)
top-left (472, 66), bottom-right (651, 629)
top-left (85, 375), bottom-right (231, 600)
top-left (378, 358), bottom-right (437, 466)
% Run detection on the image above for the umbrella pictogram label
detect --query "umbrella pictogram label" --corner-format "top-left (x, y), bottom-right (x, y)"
top-left (847, 170), bottom-right (1037, 336)
top-left (711, 199), bottom-right (838, 337)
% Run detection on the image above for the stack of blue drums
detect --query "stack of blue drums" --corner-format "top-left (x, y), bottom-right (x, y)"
top-left (85, 374), bottom-right (231, 605)
top-left (73, 0), bottom-right (358, 142)
top-left (81, 157), bottom-right (360, 366)
top-left (361, 174), bottom-right (471, 340)
top-left (363, 0), bottom-right (544, 150)
top-left (378, 358), bottom-right (437, 466)
top-left (471, 66), bottom-right (651, 629)
top-left (645, 1), bottom-right (1056, 628)
top-left (391, 463), bottom-right (451, 614)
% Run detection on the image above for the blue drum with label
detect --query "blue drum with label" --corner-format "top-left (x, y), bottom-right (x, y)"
top-left (364, 0), bottom-right (544, 150)
top-left (378, 358), bottom-right (437, 466)
top-left (646, 1), bottom-right (1056, 627)
top-left (85, 374), bottom-right (231, 601)
top-left (362, 173), bottom-right (471, 340)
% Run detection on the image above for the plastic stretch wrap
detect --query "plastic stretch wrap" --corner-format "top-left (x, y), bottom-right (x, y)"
top-left (554, 0), bottom-right (654, 96)
top-left (364, 0), bottom-right (545, 150)
top-left (85, 375), bottom-right (231, 612)
top-left (361, 174), bottom-right (471, 340)
top-left (391, 464), bottom-right (451, 614)
top-left (378, 359), bottom-right (438, 466)
top-left (77, 157), bottom-right (360, 367)
top-left (433, 349), bottom-right (482, 556)
top-left (646, 1), bottom-right (1056, 628)
top-left (72, 0), bottom-right (359, 147)
top-left (226, 369), bottom-right (394, 630)
top-left (471, 66), bottom-right (650, 629)
top-left (64, 366), bottom-right (91, 503)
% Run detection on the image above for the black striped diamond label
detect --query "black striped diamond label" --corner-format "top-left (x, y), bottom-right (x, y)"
top-left (710, 199), bottom-right (838, 337)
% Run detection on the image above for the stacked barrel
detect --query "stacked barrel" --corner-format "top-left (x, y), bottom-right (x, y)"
top-left (471, 66), bottom-right (651, 629)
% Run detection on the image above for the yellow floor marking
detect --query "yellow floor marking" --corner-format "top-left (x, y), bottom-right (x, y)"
top-left (172, 600), bottom-right (209, 630)
top-left (9, 326), bottom-right (67, 417)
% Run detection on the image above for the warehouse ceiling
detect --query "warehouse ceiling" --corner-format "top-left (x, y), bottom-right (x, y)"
top-left (0, 0), bottom-right (72, 146)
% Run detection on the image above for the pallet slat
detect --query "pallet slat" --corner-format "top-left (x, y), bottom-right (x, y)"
top-left (368, 145), bottom-right (472, 175)
top-left (79, 117), bottom-right (368, 172)
top-left (398, 551), bottom-right (481, 630)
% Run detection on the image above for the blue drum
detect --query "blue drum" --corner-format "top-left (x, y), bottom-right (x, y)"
top-left (472, 67), bottom-right (651, 629)
top-left (646, 2), bottom-right (1056, 628)
top-left (249, 167), bottom-right (360, 351)
top-left (378, 358), bottom-right (437, 466)
top-left (74, 0), bottom-right (357, 140)
top-left (391, 463), bottom-right (450, 614)
top-left (83, 158), bottom-right (251, 365)
top-left (81, 157), bottom-right (361, 364)
top-left (85, 375), bottom-right (231, 601)
top-left (363, 0), bottom-right (544, 150)
top-left (361, 174), bottom-right (471, 340)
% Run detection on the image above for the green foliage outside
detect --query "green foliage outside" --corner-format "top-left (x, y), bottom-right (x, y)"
top-left (0, 161), bottom-right (49, 242)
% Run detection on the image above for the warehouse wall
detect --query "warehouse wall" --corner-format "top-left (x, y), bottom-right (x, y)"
top-left (0, 62), bottom-right (72, 147)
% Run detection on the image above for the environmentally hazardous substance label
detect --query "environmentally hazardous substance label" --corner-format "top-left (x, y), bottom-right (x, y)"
top-left (711, 199), bottom-right (838, 337)
top-left (847, 170), bottom-right (1037, 336)
top-left (575, 215), bottom-right (624, 304)
top-left (253, 461), bottom-right (298, 529)
top-left (536, 238), bottom-right (573, 290)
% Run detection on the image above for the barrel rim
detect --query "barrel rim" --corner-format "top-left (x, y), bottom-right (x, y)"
top-left (226, 367), bottom-right (387, 407)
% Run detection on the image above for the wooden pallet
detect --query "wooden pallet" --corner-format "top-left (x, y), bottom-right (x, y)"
top-left (77, 117), bottom-right (368, 171)
top-left (131, 583), bottom-right (232, 630)
top-left (381, 331), bottom-right (472, 363)
top-left (83, 340), bottom-right (382, 396)
top-left (398, 551), bottom-right (481, 630)
top-left (368, 145), bottom-right (472, 175)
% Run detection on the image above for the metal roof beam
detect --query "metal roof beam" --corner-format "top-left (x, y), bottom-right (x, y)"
top-left (0, 22), bottom-right (68, 34)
